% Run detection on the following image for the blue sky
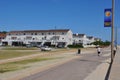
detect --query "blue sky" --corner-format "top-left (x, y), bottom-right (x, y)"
top-left (0, 0), bottom-right (120, 42)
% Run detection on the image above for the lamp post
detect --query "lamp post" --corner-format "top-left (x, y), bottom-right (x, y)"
top-left (115, 27), bottom-right (118, 49)
top-left (111, 0), bottom-right (115, 63)
top-left (55, 26), bottom-right (57, 48)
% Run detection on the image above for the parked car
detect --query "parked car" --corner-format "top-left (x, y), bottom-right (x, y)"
top-left (37, 45), bottom-right (42, 48)
top-left (40, 46), bottom-right (52, 51)
top-left (0, 43), bottom-right (2, 46)
top-left (26, 44), bottom-right (32, 48)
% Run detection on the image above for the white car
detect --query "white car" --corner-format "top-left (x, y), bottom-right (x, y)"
top-left (41, 46), bottom-right (52, 51)
top-left (0, 43), bottom-right (2, 46)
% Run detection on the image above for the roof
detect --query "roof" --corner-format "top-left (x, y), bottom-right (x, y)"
top-left (73, 34), bottom-right (85, 37)
top-left (94, 38), bottom-right (101, 40)
top-left (0, 33), bottom-right (6, 37)
top-left (8, 29), bottom-right (70, 33)
top-left (87, 36), bottom-right (94, 39)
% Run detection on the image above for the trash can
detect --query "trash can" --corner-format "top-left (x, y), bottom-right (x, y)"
top-left (113, 50), bottom-right (116, 57)
top-left (78, 49), bottom-right (81, 54)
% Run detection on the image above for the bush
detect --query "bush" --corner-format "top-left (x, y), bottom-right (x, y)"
top-left (91, 40), bottom-right (111, 47)
top-left (67, 44), bottom-right (83, 48)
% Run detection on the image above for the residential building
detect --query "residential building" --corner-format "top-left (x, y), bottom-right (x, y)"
top-left (73, 33), bottom-right (89, 46)
top-left (94, 38), bottom-right (101, 41)
top-left (2, 29), bottom-right (73, 47)
top-left (87, 36), bottom-right (95, 44)
top-left (0, 33), bottom-right (6, 45)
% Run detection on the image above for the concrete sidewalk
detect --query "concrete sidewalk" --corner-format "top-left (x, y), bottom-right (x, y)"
top-left (109, 46), bottom-right (120, 80)
top-left (84, 58), bottom-right (110, 80)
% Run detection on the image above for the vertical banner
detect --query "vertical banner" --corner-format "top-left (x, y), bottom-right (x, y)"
top-left (104, 9), bottom-right (112, 27)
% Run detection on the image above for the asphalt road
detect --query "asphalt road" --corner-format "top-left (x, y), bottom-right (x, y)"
top-left (21, 48), bottom-right (110, 80)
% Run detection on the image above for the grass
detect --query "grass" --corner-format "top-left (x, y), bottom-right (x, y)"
top-left (0, 57), bottom-right (57, 73)
top-left (0, 47), bottom-right (95, 73)
top-left (2, 47), bottom-right (38, 50)
top-left (0, 50), bottom-right (40, 60)
top-left (0, 47), bottom-right (77, 60)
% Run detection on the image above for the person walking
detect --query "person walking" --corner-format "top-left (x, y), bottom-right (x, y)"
top-left (97, 47), bottom-right (101, 56)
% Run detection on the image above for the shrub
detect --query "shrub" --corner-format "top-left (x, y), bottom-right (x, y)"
top-left (67, 44), bottom-right (83, 48)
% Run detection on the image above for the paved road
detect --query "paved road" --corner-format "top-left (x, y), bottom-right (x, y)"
top-left (21, 48), bottom-right (110, 80)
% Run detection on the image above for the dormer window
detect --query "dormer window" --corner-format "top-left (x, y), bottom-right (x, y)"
top-left (35, 33), bottom-right (37, 35)
top-left (42, 33), bottom-right (44, 35)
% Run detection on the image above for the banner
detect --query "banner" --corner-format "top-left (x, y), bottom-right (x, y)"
top-left (104, 9), bottom-right (112, 27)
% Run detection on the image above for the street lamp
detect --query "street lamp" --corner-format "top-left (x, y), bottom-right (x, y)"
top-left (111, 0), bottom-right (115, 63)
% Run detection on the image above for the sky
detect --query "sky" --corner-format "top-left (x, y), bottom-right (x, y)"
top-left (0, 0), bottom-right (120, 43)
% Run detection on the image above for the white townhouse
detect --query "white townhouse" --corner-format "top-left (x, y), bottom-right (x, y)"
top-left (73, 34), bottom-right (101, 47)
top-left (94, 38), bottom-right (101, 42)
top-left (73, 33), bottom-right (89, 46)
top-left (2, 29), bottom-right (73, 47)
top-left (86, 36), bottom-right (95, 44)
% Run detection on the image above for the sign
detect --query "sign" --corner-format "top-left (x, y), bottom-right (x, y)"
top-left (104, 9), bottom-right (112, 27)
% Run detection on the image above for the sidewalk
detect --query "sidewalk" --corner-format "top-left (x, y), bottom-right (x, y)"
top-left (109, 46), bottom-right (120, 80)
top-left (84, 58), bottom-right (110, 80)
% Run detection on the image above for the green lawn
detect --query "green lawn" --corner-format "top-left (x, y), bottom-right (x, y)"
top-left (0, 47), bottom-right (41, 60)
top-left (0, 47), bottom-right (76, 60)
top-left (0, 47), bottom-right (77, 73)
top-left (0, 50), bottom-right (41, 60)
top-left (2, 47), bottom-right (38, 50)
top-left (0, 57), bottom-right (58, 73)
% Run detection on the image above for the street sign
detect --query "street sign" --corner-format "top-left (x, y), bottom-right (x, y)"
top-left (104, 9), bottom-right (112, 27)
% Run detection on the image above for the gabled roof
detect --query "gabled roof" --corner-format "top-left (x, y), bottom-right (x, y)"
top-left (73, 34), bottom-right (85, 37)
top-left (87, 36), bottom-right (94, 39)
top-left (8, 29), bottom-right (70, 33)
top-left (0, 33), bottom-right (6, 37)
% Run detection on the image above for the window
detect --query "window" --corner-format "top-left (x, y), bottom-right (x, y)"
top-left (48, 33), bottom-right (50, 35)
top-left (24, 33), bottom-right (26, 35)
top-left (31, 33), bottom-right (33, 35)
top-left (11, 37), bottom-right (17, 40)
top-left (44, 36), bottom-right (46, 39)
top-left (53, 33), bottom-right (55, 35)
top-left (42, 33), bottom-right (44, 35)
top-left (35, 33), bottom-right (37, 35)
top-left (26, 36), bottom-right (32, 40)
top-left (62, 32), bottom-right (64, 35)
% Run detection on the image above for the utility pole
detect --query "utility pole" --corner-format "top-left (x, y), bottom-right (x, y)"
top-left (55, 26), bottom-right (57, 48)
top-left (115, 27), bottom-right (117, 49)
top-left (111, 0), bottom-right (115, 63)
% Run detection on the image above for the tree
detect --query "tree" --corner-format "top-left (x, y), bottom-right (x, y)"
top-left (0, 31), bottom-right (7, 34)
top-left (91, 40), bottom-right (110, 47)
